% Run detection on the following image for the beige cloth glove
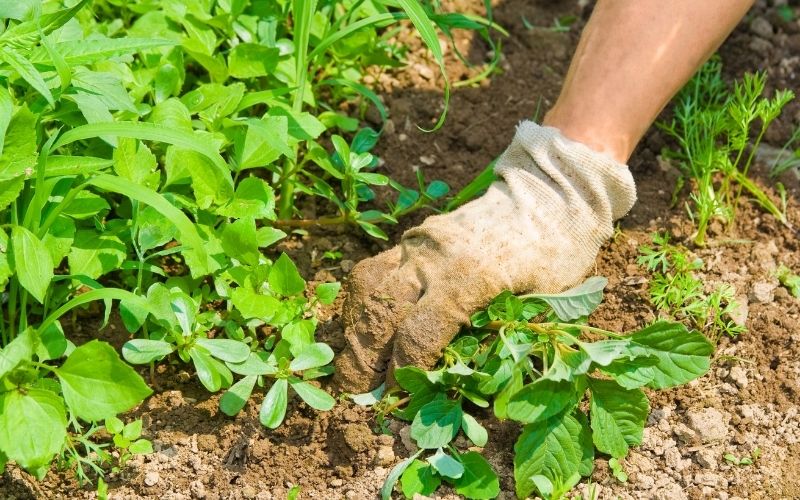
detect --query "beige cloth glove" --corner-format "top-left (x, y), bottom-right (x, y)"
top-left (334, 121), bottom-right (637, 393)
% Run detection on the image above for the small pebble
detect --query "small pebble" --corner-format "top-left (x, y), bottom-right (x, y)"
top-left (144, 471), bottom-right (160, 487)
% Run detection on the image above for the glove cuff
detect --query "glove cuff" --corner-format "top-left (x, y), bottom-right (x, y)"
top-left (494, 121), bottom-right (637, 222)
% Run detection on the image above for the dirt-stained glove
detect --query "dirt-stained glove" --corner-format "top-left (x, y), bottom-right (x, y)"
top-left (334, 121), bottom-right (637, 393)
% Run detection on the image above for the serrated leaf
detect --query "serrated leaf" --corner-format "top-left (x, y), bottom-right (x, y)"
top-left (0, 388), bottom-right (66, 473)
top-left (525, 276), bottom-right (607, 320)
top-left (514, 413), bottom-right (593, 499)
top-left (0, 328), bottom-right (35, 379)
top-left (629, 322), bottom-right (713, 388)
top-left (67, 230), bottom-right (126, 280)
top-left (588, 378), bottom-right (649, 458)
top-left (410, 399), bottom-right (462, 449)
top-left (55, 340), bottom-right (152, 422)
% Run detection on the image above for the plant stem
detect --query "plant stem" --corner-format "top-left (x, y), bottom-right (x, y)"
top-left (272, 215), bottom-right (349, 228)
top-left (484, 320), bottom-right (625, 339)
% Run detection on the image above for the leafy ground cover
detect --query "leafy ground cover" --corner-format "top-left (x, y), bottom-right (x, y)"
top-left (3, 0), bottom-right (800, 499)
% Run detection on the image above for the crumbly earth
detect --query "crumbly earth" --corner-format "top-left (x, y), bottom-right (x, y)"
top-left (3, 0), bottom-right (800, 498)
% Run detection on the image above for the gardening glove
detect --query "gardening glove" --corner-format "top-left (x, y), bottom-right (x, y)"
top-left (334, 121), bottom-right (637, 393)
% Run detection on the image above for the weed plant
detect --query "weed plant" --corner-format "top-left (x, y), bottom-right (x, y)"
top-left (659, 59), bottom-right (795, 246)
top-left (358, 278), bottom-right (713, 499)
top-left (0, 0), bottom-right (502, 484)
top-left (638, 233), bottom-right (745, 340)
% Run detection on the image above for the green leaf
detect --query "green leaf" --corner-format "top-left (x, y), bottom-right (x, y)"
top-left (628, 322), bottom-right (714, 388)
top-left (454, 452), bottom-right (500, 499)
top-left (514, 413), bottom-right (593, 499)
top-left (427, 448), bottom-right (464, 479)
top-left (506, 378), bottom-right (580, 424)
top-left (257, 227), bottom-right (287, 248)
top-left (524, 277), bottom-right (607, 321)
top-left (128, 439), bottom-right (153, 455)
top-left (228, 44), bottom-right (279, 78)
top-left (599, 356), bottom-right (658, 389)
top-left (461, 412), bottom-right (488, 447)
top-left (0, 328), bottom-right (35, 379)
top-left (0, 388), bottom-right (66, 472)
top-left (260, 378), bottom-right (288, 429)
top-left (105, 416), bottom-right (124, 435)
top-left (289, 379), bottom-right (335, 410)
top-left (67, 230), bottom-right (126, 280)
top-left (42, 215), bottom-right (75, 267)
top-left (410, 399), bottom-right (462, 449)
top-left (217, 177), bottom-right (276, 220)
top-left (220, 375), bottom-right (257, 416)
top-left (226, 353), bottom-right (278, 376)
top-left (381, 451), bottom-right (423, 500)
top-left (234, 116), bottom-right (291, 171)
top-left (315, 282), bottom-right (341, 305)
top-left (189, 347), bottom-right (232, 392)
top-left (578, 340), bottom-right (630, 366)
top-left (289, 343), bottom-right (334, 372)
top-left (269, 253), bottom-right (305, 296)
top-left (10, 227), bottom-right (53, 303)
top-left (31, 37), bottom-right (176, 65)
top-left (137, 205), bottom-right (178, 252)
top-left (0, 46), bottom-right (55, 106)
top-left (588, 378), bottom-right (649, 458)
top-left (221, 217), bottom-right (260, 266)
top-left (400, 459), bottom-right (441, 498)
top-left (122, 419), bottom-right (142, 441)
top-left (230, 287), bottom-right (280, 321)
top-left (425, 180), bottom-right (450, 199)
top-left (55, 340), bottom-right (152, 422)
top-left (114, 138), bottom-right (158, 188)
top-left (37, 322), bottom-right (67, 361)
top-left (195, 338), bottom-right (250, 364)
top-left (0, 86), bottom-right (12, 157)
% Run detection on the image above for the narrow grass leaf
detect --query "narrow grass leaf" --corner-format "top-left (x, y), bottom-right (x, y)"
top-left (0, 47), bottom-right (55, 106)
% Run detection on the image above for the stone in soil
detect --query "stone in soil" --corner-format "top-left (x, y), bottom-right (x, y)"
top-left (686, 408), bottom-right (730, 443)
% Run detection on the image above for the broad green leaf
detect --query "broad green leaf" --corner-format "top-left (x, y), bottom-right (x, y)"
top-left (67, 231), bottom-right (126, 280)
top-left (230, 287), bottom-right (280, 321)
top-left (257, 227), bottom-right (287, 248)
top-left (400, 459), bottom-right (440, 498)
top-left (0, 86), bottom-right (12, 156)
top-left (189, 347), bottom-right (232, 393)
top-left (588, 378), bottom-right (649, 458)
top-left (11, 226), bottom-right (53, 303)
top-left (137, 205), bottom-right (177, 252)
top-left (37, 322), bottom-right (67, 361)
top-left (578, 340), bottom-right (630, 366)
top-left (454, 452), bottom-right (500, 499)
top-left (122, 420), bottom-right (142, 441)
top-left (71, 68), bottom-right (137, 113)
top-left (268, 253), bottom-right (305, 296)
top-left (381, 450), bottom-right (423, 500)
top-left (217, 177), bottom-right (276, 219)
top-left (233, 116), bottom-right (291, 171)
top-left (260, 378), bottom-right (288, 429)
top-left (228, 44), bottom-right (279, 78)
top-left (524, 277), bottom-right (607, 321)
top-left (62, 191), bottom-right (110, 220)
top-left (410, 399), bottom-right (462, 449)
top-left (0, 328), bottom-right (35, 379)
top-left (351, 383), bottom-right (385, 406)
top-left (0, 388), bottom-right (66, 473)
top-left (427, 448), bottom-right (464, 479)
top-left (227, 353), bottom-right (278, 376)
top-left (195, 338), bottom-right (250, 364)
top-left (315, 282), bottom-right (341, 305)
top-left (220, 375), bottom-right (257, 416)
top-left (105, 416), bottom-right (124, 435)
top-left (506, 378), bottom-right (580, 424)
top-left (514, 413), bottom-right (593, 499)
top-left (289, 342), bottom-right (334, 371)
top-left (599, 355), bottom-right (658, 389)
top-left (221, 217), bottom-right (260, 266)
top-left (289, 379), bottom-right (335, 410)
top-left (426, 180), bottom-right (450, 198)
top-left (129, 439), bottom-right (153, 455)
top-left (179, 148), bottom-right (234, 208)
top-left (113, 137), bottom-right (158, 188)
top-left (493, 365), bottom-right (523, 419)
top-left (461, 412), bottom-right (488, 447)
top-left (0, 105), bottom-right (37, 177)
top-left (0, 176), bottom-right (24, 213)
top-left (267, 108), bottom-right (325, 141)
top-left (55, 340), bottom-right (152, 422)
top-left (42, 215), bottom-right (75, 267)
top-left (629, 322), bottom-right (714, 388)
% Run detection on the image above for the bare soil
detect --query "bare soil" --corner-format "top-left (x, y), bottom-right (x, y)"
top-left (3, 0), bottom-right (800, 499)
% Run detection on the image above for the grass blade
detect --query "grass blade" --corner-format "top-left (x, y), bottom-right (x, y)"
top-left (0, 46), bottom-right (55, 106)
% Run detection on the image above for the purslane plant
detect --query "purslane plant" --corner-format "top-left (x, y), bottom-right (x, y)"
top-left (362, 277), bottom-right (713, 499)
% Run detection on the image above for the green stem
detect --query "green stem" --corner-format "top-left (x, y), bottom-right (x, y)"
top-left (272, 214), bottom-right (349, 228)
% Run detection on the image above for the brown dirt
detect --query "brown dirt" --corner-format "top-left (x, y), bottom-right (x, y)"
top-left (3, 0), bottom-right (800, 499)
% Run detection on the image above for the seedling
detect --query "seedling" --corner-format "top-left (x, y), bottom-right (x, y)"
top-left (776, 264), bottom-right (800, 298)
top-left (638, 233), bottom-right (745, 339)
top-left (724, 447), bottom-right (760, 466)
top-left (659, 59), bottom-right (795, 245)
top-left (361, 277), bottom-right (713, 499)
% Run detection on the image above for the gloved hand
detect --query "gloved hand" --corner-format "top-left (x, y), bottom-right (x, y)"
top-left (334, 121), bottom-right (637, 393)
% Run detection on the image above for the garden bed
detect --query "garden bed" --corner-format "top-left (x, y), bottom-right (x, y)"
top-left (3, 0), bottom-right (800, 498)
